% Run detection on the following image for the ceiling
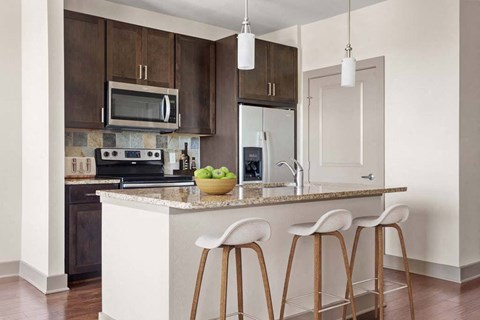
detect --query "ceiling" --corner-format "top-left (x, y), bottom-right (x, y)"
top-left (106, 0), bottom-right (386, 35)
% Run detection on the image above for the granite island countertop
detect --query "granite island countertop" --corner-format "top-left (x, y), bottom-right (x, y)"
top-left (96, 182), bottom-right (407, 210)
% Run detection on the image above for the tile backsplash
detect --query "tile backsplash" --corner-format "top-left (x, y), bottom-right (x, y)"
top-left (65, 129), bottom-right (200, 174)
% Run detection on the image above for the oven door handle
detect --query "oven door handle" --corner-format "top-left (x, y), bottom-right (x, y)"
top-left (122, 181), bottom-right (194, 189)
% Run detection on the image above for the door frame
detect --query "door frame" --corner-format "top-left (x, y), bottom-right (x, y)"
top-left (302, 56), bottom-right (385, 185)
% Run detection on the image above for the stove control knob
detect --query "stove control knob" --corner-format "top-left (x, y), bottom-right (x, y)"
top-left (112, 151), bottom-right (118, 157)
top-left (147, 151), bottom-right (153, 157)
top-left (103, 151), bottom-right (110, 157)
top-left (154, 152), bottom-right (160, 158)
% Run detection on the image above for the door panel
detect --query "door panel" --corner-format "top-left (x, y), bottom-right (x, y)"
top-left (269, 43), bottom-right (297, 104)
top-left (263, 108), bottom-right (295, 183)
top-left (107, 21), bottom-right (143, 84)
top-left (307, 64), bottom-right (384, 185)
top-left (143, 28), bottom-right (174, 88)
top-left (64, 11), bottom-right (105, 129)
top-left (238, 40), bottom-right (269, 100)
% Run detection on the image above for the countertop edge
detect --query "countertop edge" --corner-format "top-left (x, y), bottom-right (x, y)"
top-left (97, 186), bottom-right (407, 210)
top-left (65, 178), bottom-right (121, 185)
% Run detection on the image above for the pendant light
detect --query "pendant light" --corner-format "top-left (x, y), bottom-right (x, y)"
top-left (237, 0), bottom-right (255, 70)
top-left (341, 0), bottom-right (356, 87)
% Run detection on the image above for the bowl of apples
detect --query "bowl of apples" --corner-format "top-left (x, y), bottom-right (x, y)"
top-left (194, 166), bottom-right (237, 195)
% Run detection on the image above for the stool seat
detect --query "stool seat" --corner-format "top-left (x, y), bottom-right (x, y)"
top-left (288, 209), bottom-right (352, 236)
top-left (353, 204), bottom-right (409, 228)
top-left (195, 218), bottom-right (271, 249)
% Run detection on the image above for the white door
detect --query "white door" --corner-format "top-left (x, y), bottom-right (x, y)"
top-left (304, 57), bottom-right (384, 185)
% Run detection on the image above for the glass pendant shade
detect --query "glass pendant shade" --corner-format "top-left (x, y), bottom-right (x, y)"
top-left (238, 32), bottom-right (255, 70)
top-left (341, 57), bottom-right (356, 87)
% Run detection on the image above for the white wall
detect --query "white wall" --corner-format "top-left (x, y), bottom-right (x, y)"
top-left (301, 0), bottom-right (461, 267)
top-left (460, 0), bottom-right (480, 267)
top-left (0, 0), bottom-right (22, 265)
top-left (64, 0), bottom-right (235, 41)
top-left (21, 0), bottom-right (66, 287)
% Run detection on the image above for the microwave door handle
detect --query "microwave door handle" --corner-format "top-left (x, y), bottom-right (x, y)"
top-left (160, 96), bottom-right (166, 121)
top-left (164, 95), bottom-right (171, 123)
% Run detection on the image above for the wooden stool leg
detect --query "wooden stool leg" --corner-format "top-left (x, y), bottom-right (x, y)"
top-left (333, 231), bottom-right (357, 320)
top-left (392, 224), bottom-right (415, 320)
top-left (248, 243), bottom-right (275, 320)
top-left (235, 248), bottom-right (244, 320)
top-left (375, 226), bottom-right (379, 319)
top-left (220, 247), bottom-right (232, 320)
top-left (279, 235), bottom-right (300, 320)
top-left (377, 226), bottom-right (385, 320)
top-left (190, 249), bottom-right (210, 320)
top-left (342, 227), bottom-right (364, 320)
top-left (314, 233), bottom-right (322, 320)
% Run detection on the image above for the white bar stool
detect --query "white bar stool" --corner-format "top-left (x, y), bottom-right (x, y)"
top-left (279, 209), bottom-right (357, 320)
top-left (190, 218), bottom-right (275, 320)
top-left (342, 204), bottom-right (415, 320)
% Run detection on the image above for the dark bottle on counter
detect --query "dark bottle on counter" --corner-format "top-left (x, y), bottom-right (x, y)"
top-left (183, 142), bottom-right (190, 170)
top-left (179, 151), bottom-right (185, 170)
top-left (191, 157), bottom-right (197, 170)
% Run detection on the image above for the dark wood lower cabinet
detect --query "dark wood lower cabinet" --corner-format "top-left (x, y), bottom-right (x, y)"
top-left (67, 203), bottom-right (102, 276)
top-left (65, 184), bottom-right (118, 282)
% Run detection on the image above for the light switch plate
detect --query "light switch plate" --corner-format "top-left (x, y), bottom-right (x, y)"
top-left (65, 157), bottom-right (96, 178)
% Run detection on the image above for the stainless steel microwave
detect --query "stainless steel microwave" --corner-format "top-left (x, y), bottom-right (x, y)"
top-left (106, 81), bottom-right (179, 132)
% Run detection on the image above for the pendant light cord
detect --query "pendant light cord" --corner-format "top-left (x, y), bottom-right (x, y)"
top-left (244, 0), bottom-right (248, 22)
top-left (348, 0), bottom-right (351, 45)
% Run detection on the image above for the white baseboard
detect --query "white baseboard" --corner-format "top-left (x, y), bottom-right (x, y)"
top-left (19, 261), bottom-right (69, 294)
top-left (99, 312), bottom-right (115, 320)
top-left (385, 254), bottom-right (480, 284)
top-left (0, 261), bottom-right (20, 278)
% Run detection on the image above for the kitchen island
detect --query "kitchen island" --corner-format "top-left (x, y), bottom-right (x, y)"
top-left (97, 183), bottom-right (406, 320)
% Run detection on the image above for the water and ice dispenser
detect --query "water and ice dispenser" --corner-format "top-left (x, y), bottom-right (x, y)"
top-left (243, 147), bottom-right (263, 182)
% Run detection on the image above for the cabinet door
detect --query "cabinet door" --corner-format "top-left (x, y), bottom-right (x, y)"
top-left (175, 35), bottom-right (216, 135)
top-left (143, 28), bottom-right (175, 88)
top-left (268, 43), bottom-right (298, 104)
top-left (68, 203), bottom-right (102, 275)
top-left (106, 20), bottom-right (143, 84)
top-left (64, 11), bottom-right (105, 129)
top-left (238, 39), bottom-right (269, 101)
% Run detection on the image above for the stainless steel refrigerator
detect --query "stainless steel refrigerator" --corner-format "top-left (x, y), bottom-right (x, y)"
top-left (239, 104), bottom-right (295, 184)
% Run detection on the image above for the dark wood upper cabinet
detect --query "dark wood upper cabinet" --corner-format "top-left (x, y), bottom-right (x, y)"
top-left (175, 35), bottom-right (216, 135)
top-left (238, 40), bottom-right (269, 101)
top-left (239, 39), bottom-right (297, 105)
top-left (106, 20), bottom-right (143, 84)
top-left (142, 28), bottom-right (175, 88)
top-left (106, 21), bottom-right (174, 88)
top-left (64, 11), bottom-right (105, 129)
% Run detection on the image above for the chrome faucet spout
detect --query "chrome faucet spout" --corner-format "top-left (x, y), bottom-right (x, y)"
top-left (276, 159), bottom-right (304, 188)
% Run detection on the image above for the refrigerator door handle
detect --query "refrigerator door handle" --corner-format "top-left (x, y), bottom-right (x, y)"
top-left (262, 131), bottom-right (269, 183)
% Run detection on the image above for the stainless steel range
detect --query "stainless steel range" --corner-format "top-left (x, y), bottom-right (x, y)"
top-left (95, 148), bottom-right (194, 189)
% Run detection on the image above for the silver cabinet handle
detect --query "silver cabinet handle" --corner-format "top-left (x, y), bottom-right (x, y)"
top-left (139, 65), bottom-right (143, 80)
top-left (101, 107), bottom-right (104, 123)
top-left (361, 173), bottom-right (375, 181)
top-left (85, 193), bottom-right (98, 197)
top-left (178, 113), bottom-right (182, 127)
top-left (268, 82), bottom-right (272, 96)
top-left (144, 65), bottom-right (148, 80)
top-left (273, 83), bottom-right (276, 96)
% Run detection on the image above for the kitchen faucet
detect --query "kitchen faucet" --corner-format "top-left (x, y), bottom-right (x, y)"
top-left (276, 159), bottom-right (304, 188)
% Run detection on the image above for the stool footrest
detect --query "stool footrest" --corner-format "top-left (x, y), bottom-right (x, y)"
top-left (285, 291), bottom-right (351, 314)
top-left (208, 311), bottom-right (261, 320)
top-left (353, 278), bottom-right (408, 295)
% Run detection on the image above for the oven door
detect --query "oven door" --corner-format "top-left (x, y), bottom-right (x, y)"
top-left (107, 81), bottom-right (178, 131)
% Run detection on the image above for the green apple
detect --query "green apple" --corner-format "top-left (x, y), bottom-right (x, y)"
top-left (225, 172), bottom-right (237, 179)
top-left (204, 165), bottom-right (214, 172)
top-left (220, 166), bottom-right (230, 174)
top-left (212, 169), bottom-right (226, 179)
top-left (196, 169), bottom-right (212, 179)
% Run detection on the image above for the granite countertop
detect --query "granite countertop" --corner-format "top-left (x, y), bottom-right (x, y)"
top-left (65, 178), bottom-right (121, 185)
top-left (96, 182), bottom-right (407, 210)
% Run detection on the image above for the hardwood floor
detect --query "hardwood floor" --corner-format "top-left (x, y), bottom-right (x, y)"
top-left (1, 269), bottom-right (480, 319)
